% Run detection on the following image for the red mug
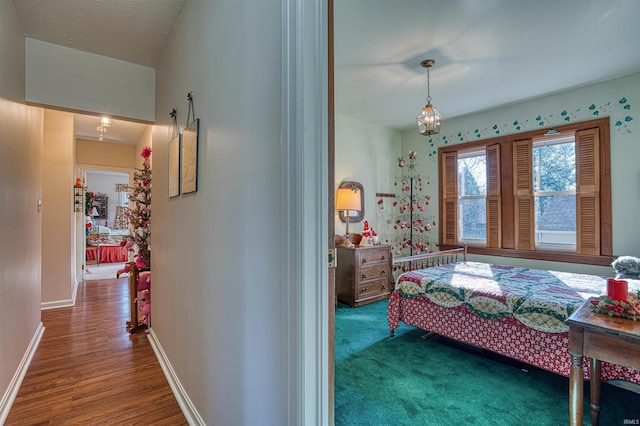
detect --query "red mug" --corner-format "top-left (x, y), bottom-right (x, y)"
top-left (607, 278), bottom-right (628, 302)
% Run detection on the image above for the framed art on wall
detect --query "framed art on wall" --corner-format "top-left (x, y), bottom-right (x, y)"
top-left (181, 118), bottom-right (199, 194)
top-left (168, 133), bottom-right (181, 197)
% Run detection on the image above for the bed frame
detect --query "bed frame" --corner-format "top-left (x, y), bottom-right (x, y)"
top-left (392, 244), bottom-right (467, 277)
top-left (388, 246), bottom-right (640, 384)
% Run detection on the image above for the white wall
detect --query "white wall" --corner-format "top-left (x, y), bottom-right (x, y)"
top-left (153, 0), bottom-right (289, 424)
top-left (0, 2), bottom-right (44, 422)
top-left (25, 38), bottom-right (155, 122)
top-left (401, 72), bottom-right (640, 275)
top-left (335, 115), bottom-right (400, 238)
top-left (41, 110), bottom-right (76, 307)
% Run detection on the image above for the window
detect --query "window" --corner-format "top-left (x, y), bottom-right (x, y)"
top-left (119, 191), bottom-right (128, 206)
top-left (458, 150), bottom-right (487, 244)
top-left (532, 134), bottom-right (576, 251)
top-left (439, 118), bottom-right (612, 265)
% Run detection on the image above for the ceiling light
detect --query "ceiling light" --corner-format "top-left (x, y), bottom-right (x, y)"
top-left (416, 59), bottom-right (442, 136)
top-left (96, 117), bottom-right (112, 141)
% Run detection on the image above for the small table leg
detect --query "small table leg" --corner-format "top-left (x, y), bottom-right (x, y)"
top-left (590, 358), bottom-right (602, 426)
top-left (569, 353), bottom-right (584, 426)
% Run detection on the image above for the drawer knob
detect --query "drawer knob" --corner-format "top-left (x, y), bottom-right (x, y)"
top-left (362, 258), bottom-right (367, 264)
top-left (361, 273), bottom-right (367, 279)
top-left (381, 255), bottom-right (386, 260)
top-left (361, 287), bottom-right (368, 292)
top-left (380, 270), bottom-right (386, 275)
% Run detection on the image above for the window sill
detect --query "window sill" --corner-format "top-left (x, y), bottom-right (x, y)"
top-left (437, 244), bottom-right (614, 266)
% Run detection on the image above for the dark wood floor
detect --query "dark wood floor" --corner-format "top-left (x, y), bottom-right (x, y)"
top-left (5, 276), bottom-right (187, 425)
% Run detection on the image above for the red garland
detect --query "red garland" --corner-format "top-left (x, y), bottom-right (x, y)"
top-left (589, 295), bottom-right (640, 320)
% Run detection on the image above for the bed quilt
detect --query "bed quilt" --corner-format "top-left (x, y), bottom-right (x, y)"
top-left (389, 261), bottom-right (640, 383)
top-left (392, 261), bottom-right (624, 333)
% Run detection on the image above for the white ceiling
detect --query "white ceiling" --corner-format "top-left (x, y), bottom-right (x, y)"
top-left (11, 0), bottom-right (640, 139)
top-left (73, 113), bottom-right (149, 145)
top-left (335, 0), bottom-right (640, 131)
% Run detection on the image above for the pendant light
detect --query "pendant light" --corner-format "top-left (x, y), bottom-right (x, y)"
top-left (416, 59), bottom-right (442, 136)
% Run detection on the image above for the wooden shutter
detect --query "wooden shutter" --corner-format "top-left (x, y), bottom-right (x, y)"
top-left (486, 144), bottom-right (502, 248)
top-left (512, 139), bottom-right (534, 250)
top-left (440, 152), bottom-right (458, 245)
top-left (576, 128), bottom-right (600, 255)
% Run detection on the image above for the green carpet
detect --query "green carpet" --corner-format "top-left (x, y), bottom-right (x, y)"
top-left (335, 300), bottom-right (640, 425)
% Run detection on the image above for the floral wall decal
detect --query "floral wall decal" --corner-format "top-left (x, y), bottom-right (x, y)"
top-left (424, 97), bottom-right (633, 161)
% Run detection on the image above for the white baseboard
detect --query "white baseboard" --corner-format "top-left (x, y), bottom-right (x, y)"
top-left (0, 322), bottom-right (45, 425)
top-left (41, 279), bottom-right (78, 310)
top-left (147, 328), bottom-right (204, 425)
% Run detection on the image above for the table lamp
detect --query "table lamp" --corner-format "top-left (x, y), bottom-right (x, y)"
top-left (336, 187), bottom-right (362, 247)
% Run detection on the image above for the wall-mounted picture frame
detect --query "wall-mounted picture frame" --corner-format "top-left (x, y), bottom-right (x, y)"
top-left (181, 118), bottom-right (199, 194)
top-left (168, 133), bottom-right (181, 198)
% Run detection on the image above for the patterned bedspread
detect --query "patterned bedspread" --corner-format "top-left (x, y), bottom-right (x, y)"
top-left (394, 261), bottom-right (615, 333)
top-left (389, 261), bottom-right (640, 383)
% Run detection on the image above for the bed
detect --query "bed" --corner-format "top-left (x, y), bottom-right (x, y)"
top-left (387, 247), bottom-right (640, 384)
top-left (86, 228), bottom-right (129, 265)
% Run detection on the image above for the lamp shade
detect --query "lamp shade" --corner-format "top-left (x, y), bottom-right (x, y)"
top-left (336, 188), bottom-right (361, 212)
top-left (91, 207), bottom-right (99, 216)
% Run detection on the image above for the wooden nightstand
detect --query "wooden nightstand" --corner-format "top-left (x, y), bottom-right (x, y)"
top-left (336, 245), bottom-right (392, 307)
top-left (567, 298), bottom-right (640, 426)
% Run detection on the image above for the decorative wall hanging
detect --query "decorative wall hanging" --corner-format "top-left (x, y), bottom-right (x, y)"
top-left (168, 108), bottom-right (181, 198)
top-left (74, 178), bottom-right (84, 212)
top-left (181, 92), bottom-right (199, 194)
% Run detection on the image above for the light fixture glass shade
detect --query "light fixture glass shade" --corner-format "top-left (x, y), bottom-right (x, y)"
top-left (336, 188), bottom-right (361, 212)
top-left (416, 103), bottom-right (442, 136)
top-left (91, 207), bottom-right (99, 216)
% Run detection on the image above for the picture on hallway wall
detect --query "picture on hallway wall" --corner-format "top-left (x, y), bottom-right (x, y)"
top-left (168, 133), bottom-right (181, 197)
top-left (181, 118), bottom-right (199, 194)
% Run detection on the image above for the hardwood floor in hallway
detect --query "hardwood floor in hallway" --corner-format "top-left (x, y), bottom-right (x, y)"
top-left (5, 277), bottom-right (188, 425)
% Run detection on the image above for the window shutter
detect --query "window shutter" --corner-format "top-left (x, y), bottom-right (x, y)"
top-left (486, 144), bottom-right (501, 248)
top-left (512, 139), bottom-right (534, 250)
top-left (441, 152), bottom-right (458, 245)
top-left (576, 128), bottom-right (600, 255)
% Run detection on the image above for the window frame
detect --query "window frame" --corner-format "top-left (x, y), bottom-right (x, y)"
top-left (438, 117), bottom-right (612, 266)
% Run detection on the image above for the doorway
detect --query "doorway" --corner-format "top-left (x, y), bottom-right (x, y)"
top-left (76, 166), bottom-right (133, 282)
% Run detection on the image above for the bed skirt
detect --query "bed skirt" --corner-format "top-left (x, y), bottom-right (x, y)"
top-left (388, 291), bottom-right (640, 384)
top-left (86, 245), bottom-right (127, 264)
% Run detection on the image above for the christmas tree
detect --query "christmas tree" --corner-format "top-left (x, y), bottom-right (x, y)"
top-left (385, 151), bottom-right (437, 258)
top-left (124, 146), bottom-right (152, 268)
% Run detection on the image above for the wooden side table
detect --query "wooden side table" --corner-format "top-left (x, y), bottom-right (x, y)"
top-left (567, 298), bottom-right (640, 426)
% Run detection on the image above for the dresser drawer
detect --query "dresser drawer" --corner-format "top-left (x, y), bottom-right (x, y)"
top-left (358, 248), bottom-right (389, 266)
top-left (358, 264), bottom-right (388, 282)
top-left (356, 279), bottom-right (390, 300)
